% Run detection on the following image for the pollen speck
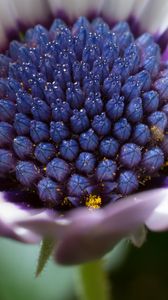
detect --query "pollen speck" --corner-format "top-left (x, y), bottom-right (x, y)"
top-left (86, 194), bottom-right (102, 210)
top-left (151, 125), bottom-right (164, 142)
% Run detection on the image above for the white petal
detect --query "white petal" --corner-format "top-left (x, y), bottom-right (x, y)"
top-left (12, 0), bottom-right (50, 24)
top-left (0, 0), bottom-right (18, 29)
top-left (102, 0), bottom-right (136, 20)
top-left (48, 0), bottom-right (104, 18)
top-left (146, 196), bottom-right (168, 231)
top-left (0, 0), bottom-right (18, 49)
top-left (134, 0), bottom-right (168, 33)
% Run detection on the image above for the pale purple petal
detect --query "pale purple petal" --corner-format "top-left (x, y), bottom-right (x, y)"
top-left (16, 188), bottom-right (168, 265)
top-left (55, 188), bottom-right (168, 264)
top-left (146, 198), bottom-right (168, 231)
top-left (0, 192), bottom-right (41, 243)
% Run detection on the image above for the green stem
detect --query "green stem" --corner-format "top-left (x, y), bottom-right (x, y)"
top-left (76, 260), bottom-right (111, 300)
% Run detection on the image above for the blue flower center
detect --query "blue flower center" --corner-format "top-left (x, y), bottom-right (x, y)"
top-left (0, 16), bottom-right (168, 210)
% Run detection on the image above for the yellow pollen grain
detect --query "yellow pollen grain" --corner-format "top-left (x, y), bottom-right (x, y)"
top-left (163, 161), bottom-right (168, 168)
top-left (61, 197), bottom-right (72, 208)
top-left (86, 194), bottom-right (102, 210)
top-left (139, 175), bottom-right (151, 186)
top-left (150, 126), bottom-right (164, 142)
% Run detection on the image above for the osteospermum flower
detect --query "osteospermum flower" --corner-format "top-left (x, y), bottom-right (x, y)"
top-left (1, 0), bottom-right (168, 266)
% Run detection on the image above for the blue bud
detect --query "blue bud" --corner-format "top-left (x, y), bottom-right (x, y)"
top-left (132, 123), bottom-right (150, 145)
top-left (62, 62), bottom-right (74, 82)
top-left (79, 129), bottom-right (99, 151)
top-left (30, 120), bottom-right (49, 143)
top-left (13, 136), bottom-right (33, 159)
top-left (136, 33), bottom-right (154, 48)
top-left (50, 121), bottom-right (70, 143)
top-left (84, 94), bottom-right (103, 117)
top-left (118, 171), bottom-right (138, 194)
top-left (31, 98), bottom-right (51, 122)
top-left (112, 21), bottom-right (130, 36)
top-left (122, 76), bottom-right (138, 99)
top-left (14, 113), bottom-right (30, 135)
top-left (143, 56), bottom-right (159, 77)
top-left (49, 18), bottom-right (68, 40)
top-left (0, 54), bottom-right (11, 77)
top-left (101, 181), bottom-right (117, 195)
top-left (58, 49), bottom-right (75, 66)
top-left (126, 97), bottom-right (143, 123)
top-left (39, 57), bottom-right (54, 82)
top-left (112, 57), bottom-right (130, 80)
top-left (100, 137), bottom-right (119, 158)
top-left (108, 193), bottom-right (121, 203)
top-left (17, 46), bottom-right (33, 64)
top-left (71, 109), bottom-right (89, 134)
top-left (83, 73), bottom-right (100, 95)
top-left (122, 71), bottom-right (151, 99)
top-left (76, 152), bottom-right (96, 174)
top-left (68, 174), bottom-right (91, 196)
top-left (142, 147), bottom-right (164, 173)
top-left (92, 113), bottom-right (111, 136)
top-left (92, 17), bottom-right (110, 36)
top-left (162, 104), bottom-right (168, 117)
top-left (29, 25), bottom-right (49, 50)
top-left (52, 99), bottom-right (72, 122)
top-left (16, 91), bottom-right (33, 114)
top-left (102, 36), bottom-right (119, 65)
top-left (81, 62), bottom-right (90, 78)
top-left (83, 44), bottom-right (100, 66)
top-left (113, 118), bottom-right (131, 141)
top-left (47, 158), bottom-right (70, 182)
top-left (124, 43), bottom-right (140, 73)
top-left (72, 17), bottom-right (90, 59)
top-left (38, 177), bottom-right (61, 205)
top-left (96, 159), bottom-right (117, 181)
top-left (106, 95), bottom-right (124, 121)
top-left (0, 149), bottom-right (15, 173)
top-left (59, 139), bottom-right (79, 161)
top-left (9, 40), bottom-right (22, 61)
top-left (0, 122), bottom-right (15, 146)
top-left (73, 16), bottom-right (90, 35)
top-left (66, 82), bottom-right (84, 109)
top-left (34, 143), bottom-right (55, 164)
top-left (118, 31), bottom-right (134, 50)
top-left (67, 196), bottom-right (80, 207)
top-left (0, 79), bottom-right (8, 98)
top-left (30, 78), bottom-right (46, 99)
top-left (154, 77), bottom-right (168, 100)
top-left (103, 75), bottom-right (121, 97)
top-left (0, 100), bottom-right (16, 122)
top-left (120, 143), bottom-right (142, 168)
top-left (92, 59), bottom-right (109, 82)
top-left (9, 63), bottom-right (20, 80)
top-left (144, 43), bottom-right (160, 60)
top-left (136, 70), bottom-right (151, 91)
top-left (148, 111), bottom-right (167, 131)
top-left (143, 91), bottom-right (159, 113)
top-left (16, 161), bottom-right (40, 186)
top-left (72, 61), bottom-right (82, 82)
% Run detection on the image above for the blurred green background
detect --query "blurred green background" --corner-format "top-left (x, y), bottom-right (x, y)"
top-left (0, 232), bottom-right (168, 300)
